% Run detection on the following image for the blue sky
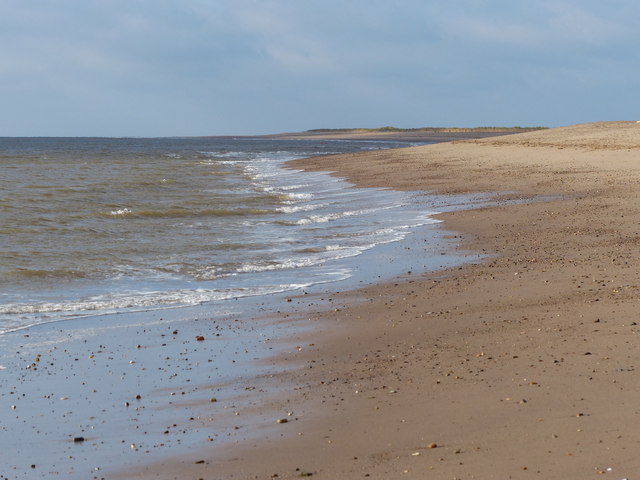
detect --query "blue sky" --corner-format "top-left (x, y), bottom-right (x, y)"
top-left (1, 1), bottom-right (639, 136)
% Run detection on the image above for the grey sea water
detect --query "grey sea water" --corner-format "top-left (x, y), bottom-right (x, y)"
top-left (0, 136), bottom-right (442, 333)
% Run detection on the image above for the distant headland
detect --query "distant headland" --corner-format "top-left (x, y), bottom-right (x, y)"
top-left (266, 126), bottom-right (547, 142)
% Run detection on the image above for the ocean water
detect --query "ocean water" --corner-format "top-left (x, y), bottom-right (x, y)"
top-left (0, 136), bottom-right (440, 334)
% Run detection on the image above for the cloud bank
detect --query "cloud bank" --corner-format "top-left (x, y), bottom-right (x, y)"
top-left (1, 0), bottom-right (638, 136)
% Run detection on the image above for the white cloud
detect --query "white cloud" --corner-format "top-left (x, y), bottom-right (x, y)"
top-left (1, 0), bottom-right (640, 135)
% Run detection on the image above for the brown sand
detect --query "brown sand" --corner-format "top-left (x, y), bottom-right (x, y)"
top-left (123, 121), bottom-right (640, 479)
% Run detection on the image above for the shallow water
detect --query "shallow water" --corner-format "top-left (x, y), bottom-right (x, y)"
top-left (1, 137), bottom-right (438, 333)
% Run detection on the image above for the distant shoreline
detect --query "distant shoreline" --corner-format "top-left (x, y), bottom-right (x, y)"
top-left (263, 126), bottom-right (546, 143)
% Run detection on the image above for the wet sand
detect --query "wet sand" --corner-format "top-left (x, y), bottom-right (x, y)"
top-left (111, 122), bottom-right (640, 478)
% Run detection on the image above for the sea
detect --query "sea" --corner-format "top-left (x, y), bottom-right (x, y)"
top-left (0, 136), bottom-right (469, 335)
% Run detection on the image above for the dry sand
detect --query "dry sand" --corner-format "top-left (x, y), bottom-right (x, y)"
top-left (123, 121), bottom-right (640, 479)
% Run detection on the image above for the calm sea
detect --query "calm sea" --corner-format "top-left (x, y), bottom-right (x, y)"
top-left (0, 136), bottom-right (438, 333)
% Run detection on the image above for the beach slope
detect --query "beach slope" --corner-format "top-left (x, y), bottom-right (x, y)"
top-left (125, 121), bottom-right (640, 479)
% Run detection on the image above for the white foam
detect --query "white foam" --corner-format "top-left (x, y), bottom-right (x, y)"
top-left (109, 207), bottom-right (132, 216)
top-left (277, 184), bottom-right (311, 191)
top-left (285, 192), bottom-right (314, 200)
top-left (0, 282), bottom-right (316, 327)
top-left (276, 203), bottom-right (323, 214)
top-left (295, 208), bottom-right (371, 225)
top-left (237, 258), bottom-right (321, 273)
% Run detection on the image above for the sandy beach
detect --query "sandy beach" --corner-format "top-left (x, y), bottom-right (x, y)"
top-left (110, 121), bottom-right (640, 479)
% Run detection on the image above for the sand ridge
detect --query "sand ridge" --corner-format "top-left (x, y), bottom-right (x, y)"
top-left (472, 121), bottom-right (640, 150)
top-left (120, 122), bottom-right (640, 479)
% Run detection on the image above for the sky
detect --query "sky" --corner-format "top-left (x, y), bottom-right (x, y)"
top-left (1, 0), bottom-right (639, 137)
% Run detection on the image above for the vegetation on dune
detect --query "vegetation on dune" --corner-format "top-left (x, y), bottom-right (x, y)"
top-left (305, 126), bottom-right (548, 133)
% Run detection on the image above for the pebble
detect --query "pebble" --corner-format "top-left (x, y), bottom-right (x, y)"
top-left (73, 437), bottom-right (85, 443)
top-left (427, 443), bottom-right (438, 449)
top-left (276, 418), bottom-right (288, 424)
top-left (195, 336), bottom-right (205, 341)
